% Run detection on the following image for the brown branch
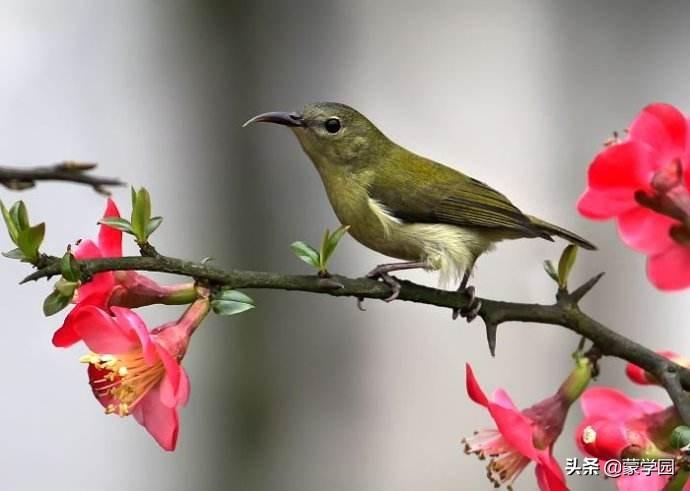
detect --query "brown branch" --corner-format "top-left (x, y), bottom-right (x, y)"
top-left (0, 162), bottom-right (123, 194)
top-left (20, 253), bottom-right (690, 424)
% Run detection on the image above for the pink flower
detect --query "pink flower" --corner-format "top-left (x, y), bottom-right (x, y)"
top-left (73, 298), bottom-right (209, 450)
top-left (625, 351), bottom-right (690, 385)
top-left (576, 387), bottom-right (681, 490)
top-left (463, 364), bottom-right (577, 490)
top-left (53, 199), bottom-right (195, 347)
top-left (578, 103), bottom-right (690, 290)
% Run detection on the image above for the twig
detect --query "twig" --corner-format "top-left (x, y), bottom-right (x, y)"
top-left (20, 253), bottom-right (690, 423)
top-left (0, 162), bottom-right (123, 194)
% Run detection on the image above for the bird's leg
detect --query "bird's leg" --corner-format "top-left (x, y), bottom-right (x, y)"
top-left (365, 261), bottom-right (428, 303)
top-left (453, 269), bottom-right (482, 323)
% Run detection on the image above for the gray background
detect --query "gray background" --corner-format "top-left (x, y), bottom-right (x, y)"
top-left (1, 1), bottom-right (689, 490)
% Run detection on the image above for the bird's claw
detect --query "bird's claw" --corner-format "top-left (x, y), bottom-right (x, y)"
top-left (452, 285), bottom-right (482, 323)
top-left (367, 266), bottom-right (401, 302)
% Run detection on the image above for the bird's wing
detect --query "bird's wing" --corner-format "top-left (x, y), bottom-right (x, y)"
top-left (366, 155), bottom-right (544, 237)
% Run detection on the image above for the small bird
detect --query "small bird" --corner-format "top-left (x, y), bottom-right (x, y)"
top-left (244, 103), bottom-right (595, 320)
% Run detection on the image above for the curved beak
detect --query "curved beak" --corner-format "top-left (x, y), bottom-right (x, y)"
top-left (242, 111), bottom-right (304, 128)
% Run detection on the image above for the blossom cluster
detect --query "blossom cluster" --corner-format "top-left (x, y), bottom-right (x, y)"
top-left (54, 199), bottom-right (210, 450)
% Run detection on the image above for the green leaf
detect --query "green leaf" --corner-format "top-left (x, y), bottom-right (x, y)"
top-left (290, 241), bottom-right (321, 269)
top-left (318, 228), bottom-right (330, 270)
top-left (543, 260), bottom-right (559, 283)
top-left (2, 248), bottom-right (26, 260)
top-left (42, 289), bottom-right (72, 316)
top-left (0, 200), bottom-right (19, 244)
top-left (99, 217), bottom-right (134, 234)
top-left (146, 216), bottom-right (163, 238)
top-left (131, 187), bottom-right (152, 241)
top-left (671, 426), bottom-right (690, 450)
top-left (557, 244), bottom-right (578, 288)
top-left (17, 222), bottom-right (45, 262)
top-left (60, 251), bottom-right (81, 282)
top-left (9, 201), bottom-right (29, 231)
top-left (321, 224), bottom-right (350, 265)
top-left (211, 290), bottom-right (255, 316)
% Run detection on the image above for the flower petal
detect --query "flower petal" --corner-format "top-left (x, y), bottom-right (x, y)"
top-left (617, 207), bottom-right (675, 254)
top-left (534, 454), bottom-right (568, 491)
top-left (98, 198), bottom-right (123, 257)
top-left (465, 364), bottom-right (489, 407)
top-left (156, 344), bottom-right (183, 408)
top-left (580, 387), bottom-right (660, 420)
top-left (647, 244), bottom-right (690, 290)
top-left (486, 402), bottom-right (539, 461)
top-left (52, 295), bottom-right (109, 347)
top-left (132, 384), bottom-right (180, 451)
top-left (629, 103), bottom-right (687, 166)
top-left (616, 473), bottom-right (669, 491)
top-left (491, 388), bottom-right (520, 412)
top-left (588, 141), bottom-right (658, 191)
top-left (74, 239), bottom-right (103, 260)
top-left (577, 188), bottom-right (638, 219)
top-left (177, 366), bottom-right (190, 406)
top-left (70, 305), bottom-right (137, 353)
top-left (110, 307), bottom-right (158, 364)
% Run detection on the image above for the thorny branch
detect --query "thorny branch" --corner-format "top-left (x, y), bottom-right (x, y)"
top-left (21, 252), bottom-right (690, 425)
top-left (0, 162), bottom-right (123, 194)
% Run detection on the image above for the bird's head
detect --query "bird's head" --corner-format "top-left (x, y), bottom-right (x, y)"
top-left (243, 102), bottom-right (390, 171)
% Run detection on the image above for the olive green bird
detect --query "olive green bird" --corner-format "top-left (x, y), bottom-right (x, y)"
top-left (244, 102), bottom-right (595, 320)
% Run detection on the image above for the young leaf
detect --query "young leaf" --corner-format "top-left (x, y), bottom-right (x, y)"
top-left (9, 201), bottom-right (29, 231)
top-left (290, 241), bottom-right (321, 269)
top-left (99, 217), bottom-right (134, 234)
top-left (131, 187), bottom-right (152, 241)
top-left (321, 224), bottom-right (350, 265)
top-left (557, 244), bottom-right (578, 288)
top-left (2, 248), bottom-right (26, 260)
top-left (211, 289), bottom-right (255, 316)
top-left (671, 426), bottom-right (690, 450)
top-left (17, 222), bottom-right (45, 262)
top-left (543, 260), bottom-right (559, 283)
top-left (43, 289), bottom-right (72, 316)
top-left (0, 200), bottom-right (19, 244)
top-left (146, 216), bottom-right (163, 238)
top-left (60, 251), bottom-right (81, 282)
top-left (319, 228), bottom-right (331, 271)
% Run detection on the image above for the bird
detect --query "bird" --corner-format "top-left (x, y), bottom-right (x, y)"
top-left (243, 102), bottom-right (595, 320)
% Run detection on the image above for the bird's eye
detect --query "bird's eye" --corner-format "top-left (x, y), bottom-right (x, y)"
top-left (324, 118), bottom-right (341, 133)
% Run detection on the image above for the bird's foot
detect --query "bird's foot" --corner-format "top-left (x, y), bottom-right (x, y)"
top-left (366, 265), bottom-right (402, 302)
top-left (452, 285), bottom-right (482, 323)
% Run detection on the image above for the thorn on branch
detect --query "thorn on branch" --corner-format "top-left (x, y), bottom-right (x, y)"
top-left (483, 319), bottom-right (498, 357)
top-left (570, 272), bottom-right (605, 304)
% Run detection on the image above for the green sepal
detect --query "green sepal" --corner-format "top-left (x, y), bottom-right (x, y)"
top-left (557, 244), bottom-right (578, 288)
top-left (291, 241), bottom-right (321, 269)
top-left (671, 425), bottom-right (690, 450)
top-left (211, 289), bottom-right (255, 316)
top-left (2, 248), bottom-right (26, 260)
top-left (60, 250), bottom-right (81, 282)
top-left (43, 289), bottom-right (72, 317)
top-left (16, 222), bottom-right (45, 263)
top-left (99, 217), bottom-right (134, 234)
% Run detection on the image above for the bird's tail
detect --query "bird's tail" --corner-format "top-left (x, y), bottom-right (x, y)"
top-left (527, 215), bottom-right (597, 250)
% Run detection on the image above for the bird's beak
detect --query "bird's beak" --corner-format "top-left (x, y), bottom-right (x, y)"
top-left (242, 111), bottom-right (304, 128)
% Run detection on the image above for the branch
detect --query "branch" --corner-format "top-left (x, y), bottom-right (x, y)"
top-left (21, 253), bottom-right (690, 423)
top-left (0, 162), bottom-right (123, 194)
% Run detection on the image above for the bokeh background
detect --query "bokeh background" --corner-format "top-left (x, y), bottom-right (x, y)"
top-left (2, 1), bottom-right (690, 490)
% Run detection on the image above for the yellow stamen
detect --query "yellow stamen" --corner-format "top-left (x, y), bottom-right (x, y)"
top-left (582, 425), bottom-right (597, 444)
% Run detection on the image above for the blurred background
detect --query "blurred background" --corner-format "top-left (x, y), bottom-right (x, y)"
top-left (2, 1), bottom-right (690, 490)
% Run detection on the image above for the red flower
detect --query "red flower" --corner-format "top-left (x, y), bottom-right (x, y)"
top-left (73, 298), bottom-right (209, 450)
top-left (575, 387), bottom-right (681, 490)
top-left (463, 364), bottom-right (579, 490)
top-left (53, 199), bottom-right (195, 347)
top-left (625, 351), bottom-right (690, 385)
top-left (578, 103), bottom-right (690, 290)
